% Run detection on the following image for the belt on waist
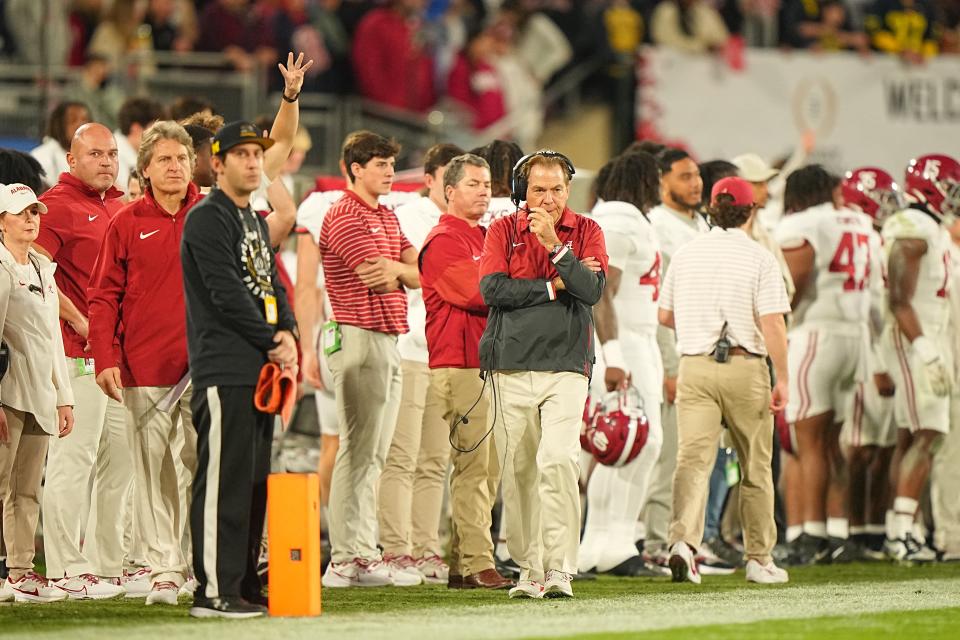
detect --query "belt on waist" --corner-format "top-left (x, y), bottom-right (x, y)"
top-left (723, 346), bottom-right (760, 358)
top-left (695, 346), bottom-right (762, 358)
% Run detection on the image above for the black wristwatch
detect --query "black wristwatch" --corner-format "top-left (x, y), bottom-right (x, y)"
top-left (549, 243), bottom-right (563, 256)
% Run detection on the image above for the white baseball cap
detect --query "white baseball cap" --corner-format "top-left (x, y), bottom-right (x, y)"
top-left (732, 154), bottom-right (779, 183)
top-left (0, 183), bottom-right (48, 215)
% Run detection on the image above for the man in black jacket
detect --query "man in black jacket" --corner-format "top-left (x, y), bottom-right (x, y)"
top-left (181, 121), bottom-right (298, 619)
top-left (477, 151), bottom-right (607, 599)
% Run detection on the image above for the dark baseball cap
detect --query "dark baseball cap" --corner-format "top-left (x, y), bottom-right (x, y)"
top-left (211, 121), bottom-right (275, 156)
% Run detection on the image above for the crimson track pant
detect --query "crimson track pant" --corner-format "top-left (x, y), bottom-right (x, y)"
top-left (190, 385), bottom-right (273, 600)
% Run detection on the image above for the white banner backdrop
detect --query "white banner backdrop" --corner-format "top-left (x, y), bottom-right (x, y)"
top-left (637, 48), bottom-right (960, 176)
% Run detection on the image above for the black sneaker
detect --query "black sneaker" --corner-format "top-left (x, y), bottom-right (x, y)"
top-left (862, 534), bottom-right (887, 560)
top-left (190, 596), bottom-right (267, 619)
top-left (702, 536), bottom-right (745, 569)
top-left (605, 555), bottom-right (664, 577)
top-left (242, 591), bottom-right (269, 608)
top-left (829, 538), bottom-right (865, 564)
top-left (495, 557), bottom-right (520, 579)
top-left (784, 533), bottom-right (828, 566)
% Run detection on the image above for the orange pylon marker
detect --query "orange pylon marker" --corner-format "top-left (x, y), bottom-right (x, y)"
top-left (267, 473), bottom-right (322, 616)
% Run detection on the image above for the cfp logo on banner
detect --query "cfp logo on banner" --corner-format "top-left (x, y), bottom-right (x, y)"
top-left (792, 77), bottom-right (838, 137)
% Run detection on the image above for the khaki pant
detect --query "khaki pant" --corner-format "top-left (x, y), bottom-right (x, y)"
top-left (123, 385), bottom-right (197, 586)
top-left (932, 395), bottom-right (960, 555)
top-left (172, 414), bottom-right (195, 569)
top-left (328, 325), bottom-right (402, 563)
top-left (0, 408), bottom-right (50, 580)
top-left (670, 355), bottom-right (776, 564)
top-left (42, 367), bottom-right (132, 578)
top-left (641, 400), bottom-right (678, 553)
top-left (378, 359), bottom-right (450, 558)
top-left (494, 370), bottom-right (587, 582)
top-left (428, 367), bottom-right (497, 576)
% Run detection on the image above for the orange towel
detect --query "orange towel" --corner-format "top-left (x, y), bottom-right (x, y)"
top-left (255, 362), bottom-right (297, 429)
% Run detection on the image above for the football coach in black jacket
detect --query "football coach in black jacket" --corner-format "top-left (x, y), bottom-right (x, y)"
top-left (181, 122), bottom-right (299, 619)
top-left (477, 151), bottom-right (608, 600)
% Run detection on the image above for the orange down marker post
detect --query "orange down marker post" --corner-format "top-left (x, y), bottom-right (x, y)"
top-left (267, 473), bottom-right (322, 616)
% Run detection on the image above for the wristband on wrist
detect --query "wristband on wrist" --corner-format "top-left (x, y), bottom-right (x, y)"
top-left (282, 90), bottom-right (300, 103)
top-left (602, 339), bottom-right (627, 371)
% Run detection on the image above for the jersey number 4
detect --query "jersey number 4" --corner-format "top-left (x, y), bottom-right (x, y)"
top-left (829, 232), bottom-right (871, 291)
top-left (639, 252), bottom-right (662, 301)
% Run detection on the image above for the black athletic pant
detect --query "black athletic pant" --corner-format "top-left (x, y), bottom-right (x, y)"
top-left (191, 385), bottom-right (273, 600)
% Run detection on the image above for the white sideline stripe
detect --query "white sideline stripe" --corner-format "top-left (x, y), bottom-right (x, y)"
top-left (40, 577), bottom-right (960, 640)
top-left (203, 386), bottom-right (223, 599)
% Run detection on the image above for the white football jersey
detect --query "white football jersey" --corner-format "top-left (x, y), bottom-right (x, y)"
top-left (881, 207), bottom-right (952, 335)
top-left (592, 200), bottom-right (662, 334)
top-left (949, 243), bottom-right (960, 377)
top-left (481, 196), bottom-right (519, 227)
top-left (867, 227), bottom-right (888, 328)
top-left (393, 196), bottom-right (442, 363)
top-left (775, 203), bottom-right (876, 327)
top-left (647, 205), bottom-right (709, 271)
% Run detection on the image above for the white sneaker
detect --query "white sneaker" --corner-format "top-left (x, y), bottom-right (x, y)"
top-left (122, 567), bottom-right (152, 598)
top-left (354, 557), bottom-right (404, 587)
top-left (885, 535), bottom-right (938, 564)
top-left (745, 559), bottom-right (789, 584)
top-left (543, 570), bottom-right (573, 598)
top-left (322, 560), bottom-right (360, 588)
top-left (145, 581), bottom-right (180, 605)
top-left (508, 579), bottom-right (544, 599)
top-left (0, 577), bottom-right (13, 602)
top-left (53, 573), bottom-right (125, 600)
top-left (179, 577), bottom-right (198, 596)
top-left (383, 554), bottom-right (423, 586)
top-left (7, 572), bottom-right (68, 603)
top-left (415, 554), bottom-right (450, 584)
top-left (668, 542), bottom-right (702, 585)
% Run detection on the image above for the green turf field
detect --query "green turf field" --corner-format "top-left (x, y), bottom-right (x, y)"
top-left (3, 563), bottom-right (959, 639)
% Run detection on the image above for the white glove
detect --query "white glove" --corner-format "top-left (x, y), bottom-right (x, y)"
top-left (912, 335), bottom-right (952, 397)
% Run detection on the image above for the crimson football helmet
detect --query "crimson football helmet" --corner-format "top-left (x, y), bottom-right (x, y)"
top-left (904, 154), bottom-right (960, 220)
top-left (583, 388), bottom-right (649, 467)
top-left (841, 167), bottom-right (905, 225)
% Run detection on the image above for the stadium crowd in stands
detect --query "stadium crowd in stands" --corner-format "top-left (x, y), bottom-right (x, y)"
top-left (1, 0), bottom-right (959, 143)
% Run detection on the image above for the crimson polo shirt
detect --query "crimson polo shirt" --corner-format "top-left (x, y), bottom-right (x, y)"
top-left (87, 183), bottom-right (202, 387)
top-left (37, 172), bottom-right (125, 358)
top-left (419, 215), bottom-right (488, 369)
top-left (319, 190), bottom-right (414, 335)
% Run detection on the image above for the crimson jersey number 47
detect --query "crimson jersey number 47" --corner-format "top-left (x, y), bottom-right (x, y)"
top-left (829, 232), bottom-right (871, 291)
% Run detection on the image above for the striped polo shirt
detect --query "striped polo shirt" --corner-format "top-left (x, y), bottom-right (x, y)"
top-left (659, 227), bottom-right (790, 356)
top-left (319, 190), bottom-right (413, 335)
